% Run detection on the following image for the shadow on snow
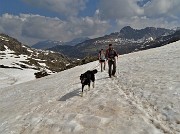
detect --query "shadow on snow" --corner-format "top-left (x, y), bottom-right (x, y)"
top-left (58, 88), bottom-right (81, 101)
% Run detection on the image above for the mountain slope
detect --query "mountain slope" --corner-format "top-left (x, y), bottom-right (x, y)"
top-left (138, 30), bottom-right (180, 51)
top-left (32, 37), bottom-right (90, 50)
top-left (0, 40), bottom-right (180, 134)
top-left (31, 40), bottom-right (63, 50)
top-left (0, 34), bottom-right (71, 88)
top-left (63, 37), bottom-right (90, 46)
top-left (49, 45), bottom-right (86, 59)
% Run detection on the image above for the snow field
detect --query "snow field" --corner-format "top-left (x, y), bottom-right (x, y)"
top-left (0, 41), bottom-right (180, 133)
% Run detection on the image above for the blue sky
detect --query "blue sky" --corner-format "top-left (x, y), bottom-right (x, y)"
top-left (0, 0), bottom-right (180, 45)
top-left (0, 0), bottom-right (100, 19)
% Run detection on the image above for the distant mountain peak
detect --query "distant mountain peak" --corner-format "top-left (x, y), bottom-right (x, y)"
top-left (32, 37), bottom-right (90, 50)
top-left (63, 37), bottom-right (90, 46)
top-left (120, 26), bottom-right (133, 32)
top-left (119, 26), bottom-right (173, 40)
top-left (31, 40), bottom-right (63, 50)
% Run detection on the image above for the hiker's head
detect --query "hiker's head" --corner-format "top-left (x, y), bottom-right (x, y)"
top-left (109, 44), bottom-right (113, 49)
top-left (100, 49), bottom-right (104, 53)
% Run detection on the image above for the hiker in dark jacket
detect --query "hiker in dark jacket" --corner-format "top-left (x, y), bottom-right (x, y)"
top-left (106, 44), bottom-right (118, 77)
top-left (99, 49), bottom-right (106, 72)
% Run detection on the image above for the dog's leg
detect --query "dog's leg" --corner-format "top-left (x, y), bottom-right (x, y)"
top-left (92, 82), bottom-right (95, 88)
top-left (88, 83), bottom-right (90, 91)
top-left (92, 75), bottom-right (95, 88)
top-left (81, 85), bottom-right (84, 97)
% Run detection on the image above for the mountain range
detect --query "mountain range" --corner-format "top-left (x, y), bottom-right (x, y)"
top-left (31, 40), bottom-right (64, 50)
top-left (31, 37), bottom-right (90, 50)
top-left (47, 26), bottom-right (179, 58)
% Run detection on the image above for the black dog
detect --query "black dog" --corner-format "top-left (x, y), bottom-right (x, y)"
top-left (80, 69), bottom-right (98, 97)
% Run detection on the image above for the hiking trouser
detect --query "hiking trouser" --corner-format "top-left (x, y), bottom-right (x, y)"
top-left (108, 59), bottom-right (116, 77)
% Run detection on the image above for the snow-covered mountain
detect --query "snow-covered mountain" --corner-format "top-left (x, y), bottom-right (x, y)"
top-left (0, 34), bottom-right (72, 88)
top-left (0, 40), bottom-right (180, 133)
top-left (139, 30), bottom-right (180, 51)
top-left (49, 27), bottom-right (177, 59)
top-left (119, 26), bottom-right (172, 40)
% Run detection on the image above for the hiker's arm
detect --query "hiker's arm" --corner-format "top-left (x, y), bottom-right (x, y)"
top-left (98, 53), bottom-right (100, 60)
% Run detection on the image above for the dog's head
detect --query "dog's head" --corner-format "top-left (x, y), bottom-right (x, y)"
top-left (92, 69), bottom-right (98, 74)
top-left (80, 74), bottom-right (86, 84)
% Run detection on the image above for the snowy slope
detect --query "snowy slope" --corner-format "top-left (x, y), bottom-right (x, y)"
top-left (0, 41), bottom-right (180, 134)
top-left (0, 34), bottom-right (72, 88)
top-left (0, 46), bottom-right (37, 88)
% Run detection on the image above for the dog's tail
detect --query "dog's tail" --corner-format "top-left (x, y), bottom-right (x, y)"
top-left (92, 69), bottom-right (98, 74)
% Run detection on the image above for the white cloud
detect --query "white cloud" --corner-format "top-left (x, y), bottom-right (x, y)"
top-left (68, 16), bottom-right (110, 38)
top-left (98, 0), bottom-right (144, 20)
top-left (1, 0), bottom-right (180, 46)
top-left (22, 0), bottom-right (88, 17)
top-left (0, 13), bottom-right (110, 45)
top-left (97, 0), bottom-right (180, 32)
top-left (0, 14), bottom-right (23, 35)
top-left (98, 0), bottom-right (180, 20)
top-left (144, 0), bottom-right (180, 18)
top-left (22, 15), bottom-right (110, 41)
